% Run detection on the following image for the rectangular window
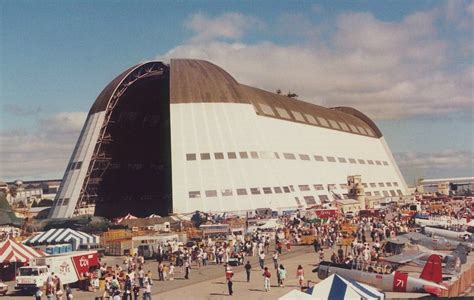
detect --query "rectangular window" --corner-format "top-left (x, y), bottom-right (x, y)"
top-left (274, 152), bottom-right (280, 159)
top-left (239, 152), bottom-right (249, 159)
top-left (327, 156), bottom-right (336, 162)
top-left (258, 103), bottom-right (275, 116)
top-left (317, 117), bottom-right (330, 127)
top-left (362, 183), bottom-right (368, 188)
top-left (375, 160), bottom-right (382, 165)
top-left (314, 155), bottom-right (324, 161)
top-left (386, 182), bottom-right (392, 187)
top-left (200, 153), bottom-right (211, 160)
top-left (390, 190), bottom-right (397, 196)
top-left (318, 195), bottom-right (329, 203)
top-left (349, 124), bottom-right (359, 133)
top-left (340, 184), bottom-right (348, 189)
top-left (328, 119), bottom-right (341, 129)
top-left (378, 182), bottom-right (385, 187)
top-left (75, 161), bottom-right (83, 169)
top-left (250, 151), bottom-right (259, 159)
top-left (374, 191), bottom-right (381, 196)
top-left (189, 191), bottom-right (201, 198)
top-left (338, 157), bottom-right (347, 163)
top-left (298, 185), bottom-right (310, 191)
top-left (365, 192), bottom-right (372, 196)
top-left (367, 160), bottom-right (374, 165)
top-left (295, 197), bottom-right (302, 206)
top-left (383, 191), bottom-right (389, 196)
top-left (397, 190), bottom-right (403, 196)
top-left (370, 183), bottom-right (376, 188)
top-left (299, 154), bottom-right (310, 160)
top-left (275, 107), bottom-right (291, 119)
top-left (62, 198), bottom-right (70, 206)
top-left (263, 187), bottom-right (272, 194)
top-left (70, 162), bottom-right (77, 170)
top-left (393, 182), bottom-right (399, 187)
top-left (214, 152), bottom-right (224, 159)
top-left (304, 114), bottom-right (318, 125)
top-left (250, 188), bottom-right (261, 195)
top-left (383, 161), bottom-right (389, 166)
top-left (348, 158), bottom-right (356, 164)
top-left (365, 127), bottom-right (375, 137)
top-left (358, 159), bottom-right (365, 164)
top-left (357, 126), bottom-right (367, 135)
top-left (304, 196), bottom-right (317, 205)
top-left (205, 190), bottom-right (217, 197)
top-left (283, 186), bottom-right (291, 193)
top-left (221, 189), bottom-right (233, 196)
top-left (236, 188), bottom-right (248, 196)
top-left (274, 187), bottom-right (283, 193)
top-left (283, 153), bottom-right (296, 160)
top-left (227, 152), bottom-right (237, 159)
top-left (314, 184), bottom-right (324, 191)
top-left (291, 111), bottom-right (305, 122)
top-left (186, 153), bottom-right (196, 161)
top-left (327, 184), bottom-right (336, 191)
top-left (338, 121), bottom-right (350, 131)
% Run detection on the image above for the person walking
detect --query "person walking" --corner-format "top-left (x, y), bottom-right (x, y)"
top-left (258, 251), bottom-right (265, 269)
top-left (319, 249), bottom-right (324, 263)
top-left (244, 261), bottom-right (252, 282)
top-left (158, 262), bottom-right (164, 281)
top-left (262, 267), bottom-right (271, 292)
top-left (143, 274), bottom-right (152, 300)
top-left (272, 251), bottom-right (279, 269)
top-left (65, 285), bottom-right (72, 300)
top-left (225, 264), bottom-right (234, 296)
top-left (296, 265), bottom-right (305, 289)
top-left (278, 265), bottom-right (287, 287)
top-left (184, 259), bottom-right (190, 279)
top-left (34, 288), bottom-right (42, 300)
top-left (169, 263), bottom-right (175, 281)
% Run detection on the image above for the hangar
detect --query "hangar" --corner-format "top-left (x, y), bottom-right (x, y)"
top-left (49, 59), bottom-right (408, 219)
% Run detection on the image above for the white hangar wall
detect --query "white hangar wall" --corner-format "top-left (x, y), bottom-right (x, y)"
top-left (170, 102), bottom-right (408, 213)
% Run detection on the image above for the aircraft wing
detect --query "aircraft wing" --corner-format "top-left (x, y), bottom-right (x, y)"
top-left (383, 250), bottom-right (425, 264)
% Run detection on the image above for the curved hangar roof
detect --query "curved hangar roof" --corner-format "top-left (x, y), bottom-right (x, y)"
top-left (90, 59), bottom-right (382, 138)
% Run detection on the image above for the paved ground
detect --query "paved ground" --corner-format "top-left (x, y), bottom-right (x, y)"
top-left (4, 244), bottom-right (473, 299)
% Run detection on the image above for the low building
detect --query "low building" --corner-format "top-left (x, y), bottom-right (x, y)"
top-left (336, 199), bottom-right (362, 215)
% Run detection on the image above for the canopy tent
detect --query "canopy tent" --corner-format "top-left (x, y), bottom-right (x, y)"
top-left (24, 228), bottom-right (99, 250)
top-left (279, 289), bottom-right (313, 299)
top-left (307, 274), bottom-right (384, 300)
top-left (0, 238), bottom-right (45, 264)
top-left (116, 213), bottom-right (138, 224)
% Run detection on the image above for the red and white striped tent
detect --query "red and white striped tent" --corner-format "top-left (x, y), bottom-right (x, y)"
top-left (116, 213), bottom-right (138, 224)
top-left (0, 239), bottom-right (45, 264)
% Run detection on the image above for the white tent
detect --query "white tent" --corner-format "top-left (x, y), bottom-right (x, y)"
top-left (307, 274), bottom-right (384, 300)
top-left (279, 289), bottom-right (313, 300)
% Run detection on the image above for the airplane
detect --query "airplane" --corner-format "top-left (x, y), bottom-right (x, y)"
top-left (397, 232), bottom-right (473, 252)
top-left (382, 244), bottom-right (466, 275)
top-left (313, 255), bottom-right (448, 296)
top-left (423, 226), bottom-right (472, 242)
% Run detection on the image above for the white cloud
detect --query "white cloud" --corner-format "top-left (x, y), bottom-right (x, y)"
top-left (0, 112), bottom-right (86, 181)
top-left (159, 9), bottom-right (473, 120)
top-left (394, 150), bottom-right (474, 183)
top-left (184, 12), bottom-right (263, 42)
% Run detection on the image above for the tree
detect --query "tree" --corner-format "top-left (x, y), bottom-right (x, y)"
top-left (286, 91), bottom-right (298, 98)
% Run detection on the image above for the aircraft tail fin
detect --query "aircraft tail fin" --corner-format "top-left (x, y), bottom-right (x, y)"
top-left (420, 254), bottom-right (442, 283)
top-left (445, 244), bottom-right (466, 274)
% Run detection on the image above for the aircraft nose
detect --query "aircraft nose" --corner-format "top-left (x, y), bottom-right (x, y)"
top-left (423, 285), bottom-right (443, 296)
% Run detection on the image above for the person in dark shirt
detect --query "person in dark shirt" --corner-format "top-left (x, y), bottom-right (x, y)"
top-left (244, 261), bottom-right (252, 282)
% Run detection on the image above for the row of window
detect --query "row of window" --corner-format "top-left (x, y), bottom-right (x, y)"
top-left (253, 102), bottom-right (376, 138)
top-left (186, 151), bottom-right (390, 166)
top-left (67, 161), bottom-right (83, 171)
top-left (188, 185), bottom-right (403, 199)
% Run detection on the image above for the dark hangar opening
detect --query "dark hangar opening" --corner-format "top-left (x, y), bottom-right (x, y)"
top-left (93, 72), bottom-right (172, 218)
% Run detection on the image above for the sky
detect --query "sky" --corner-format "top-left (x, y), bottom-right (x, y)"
top-left (0, 0), bottom-right (473, 185)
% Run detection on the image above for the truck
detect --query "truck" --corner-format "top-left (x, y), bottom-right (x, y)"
top-left (15, 251), bottom-right (99, 293)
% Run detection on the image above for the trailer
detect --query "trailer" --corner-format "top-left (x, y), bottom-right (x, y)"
top-left (15, 250), bottom-right (99, 293)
